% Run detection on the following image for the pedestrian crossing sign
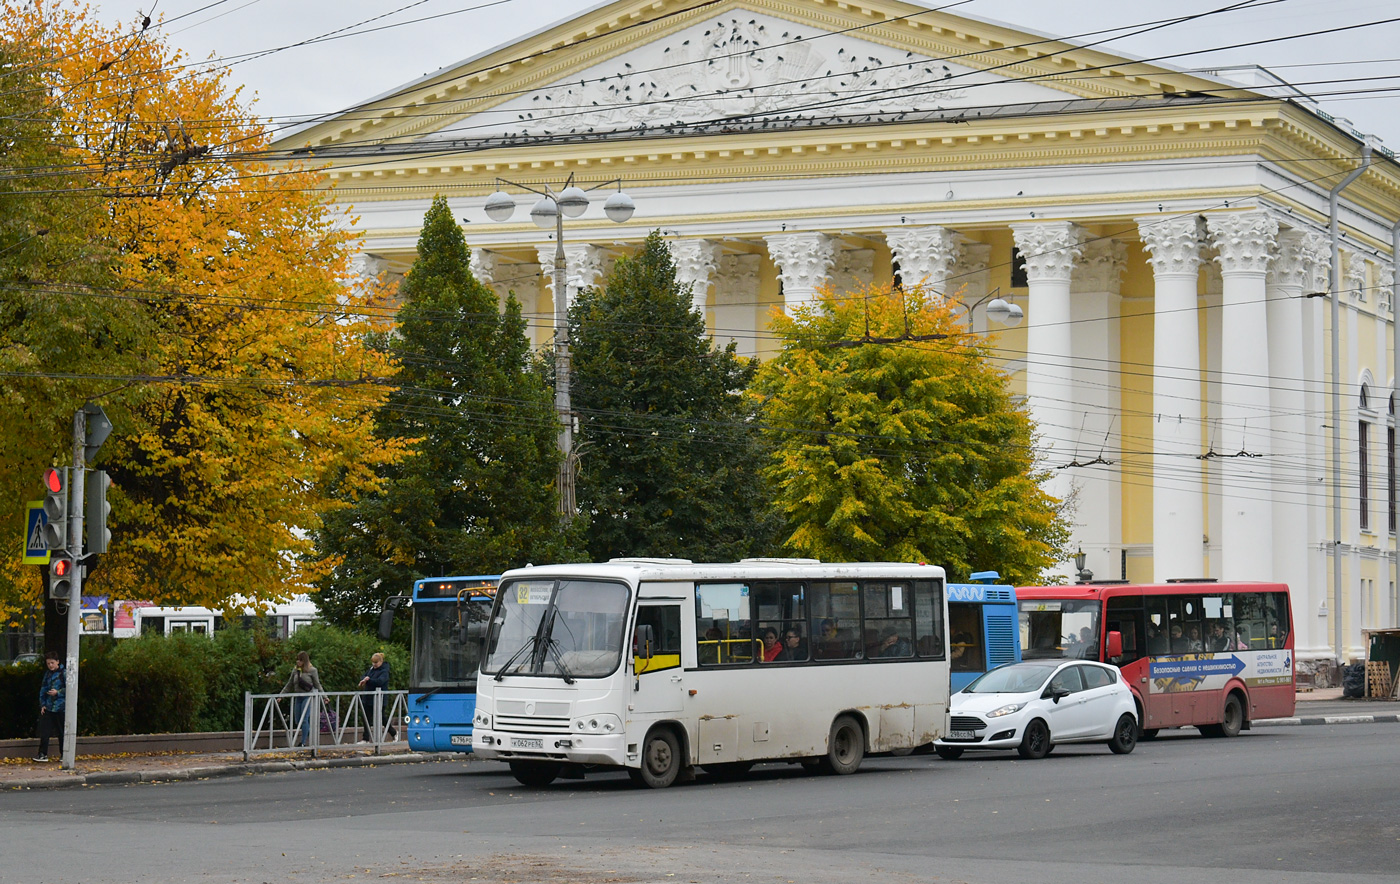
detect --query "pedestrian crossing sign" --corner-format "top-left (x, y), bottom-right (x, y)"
top-left (23, 502), bottom-right (50, 565)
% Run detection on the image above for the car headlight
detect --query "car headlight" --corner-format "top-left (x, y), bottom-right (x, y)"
top-left (473, 710), bottom-right (491, 728)
top-left (985, 702), bottom-right (1027, 718)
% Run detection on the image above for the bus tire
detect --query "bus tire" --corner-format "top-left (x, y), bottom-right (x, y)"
top-left (819, 715), bottom-right (865, 775)
top-left (934, 745), bottom-right (964, 760)
top-left (509, 761), bottom-right (561, 787)
top-left (702, 761), bottom-right (754, 781)
top-left (1017, 719), bottom-right (1052, 759)
top-left (1107, 713), bottom-right (1138, 755)
top-left (630, 727), bottom-right (682, 789)
top-left (1202, 694), bottom-right (1244, 738)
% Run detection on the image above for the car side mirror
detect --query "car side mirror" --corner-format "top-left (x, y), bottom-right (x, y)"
top-left (633, 624), bottom-right (655, 660)
top-left (1043, 686), bottom-right (1070, 703)
top-left (1106, 630), bottom-right (1123, 659)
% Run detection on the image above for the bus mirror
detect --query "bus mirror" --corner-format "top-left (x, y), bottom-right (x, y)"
top-left (378, 607), bottom-right (396, 641)
top-left (1106, 630), bottom-right (1123, 659)
top-left (633, 624), bottom-right (655, 660)
top-left (464, 621), bottom-right (487, 643)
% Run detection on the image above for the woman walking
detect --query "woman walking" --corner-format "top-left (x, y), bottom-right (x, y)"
top-left (282, 651), bottom-right (322, 747)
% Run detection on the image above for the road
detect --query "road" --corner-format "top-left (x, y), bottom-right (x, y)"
top-left (2, 724), bottom-right (1396, 884)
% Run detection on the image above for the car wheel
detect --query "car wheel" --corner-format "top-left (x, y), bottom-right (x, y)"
top-left (509, 761), bottom-right (561, 787)
top-left (629, 727), bottom-right (682, 789)
top-left (934, 745), bottom-right (964, 760)
top-left (1107, 713), bottom-right (1138, 754)
top-left (1017, 719), bottom-right (1051, 760)
top-left (817, 715), bottom-right (865, 775)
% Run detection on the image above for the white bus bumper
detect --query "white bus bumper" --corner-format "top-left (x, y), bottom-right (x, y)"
top-left (474, 729), bottom-right (629, 766)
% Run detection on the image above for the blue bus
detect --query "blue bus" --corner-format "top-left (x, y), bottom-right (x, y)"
top-left (397, 575), bottom-right (499, 752)
top-left (947, 571), bottom-right (1020, 692)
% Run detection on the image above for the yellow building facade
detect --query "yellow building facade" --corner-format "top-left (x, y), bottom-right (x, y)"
top-left (275, 0), bottom-right (1400, 670)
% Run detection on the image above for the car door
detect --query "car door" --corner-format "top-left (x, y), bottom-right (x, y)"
top-left (1073, 664), bottom-right (1122, 738)
top-left (1042, 665), bottom-right (1089, 739)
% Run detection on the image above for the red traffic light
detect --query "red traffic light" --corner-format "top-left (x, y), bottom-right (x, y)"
top-left (52, 558), bottom-right (71, 577)
top-left (44, 468), bottom-right (63, 493)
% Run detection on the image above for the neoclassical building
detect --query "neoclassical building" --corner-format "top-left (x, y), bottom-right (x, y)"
top-left (274, 0), bottom-right (1400, 668)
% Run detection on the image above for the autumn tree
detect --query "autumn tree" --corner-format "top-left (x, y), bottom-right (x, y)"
top-left (752, 282), bottom-right (1068, 582)
top-left (570, 231), bottom-right (779, 561)
top-left (313, 197), bottom-right (574, 630)
top-left (0, 1), bottom-right (398, 619)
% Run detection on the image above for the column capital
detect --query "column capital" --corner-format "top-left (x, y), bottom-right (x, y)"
top-left (1343, 250), bottom-right (1370, 303)
top-left (765, 232), bottom-right (837, 308)
top-left (1011, 221), bottom-right (1084, 283)
top-left (883, 225), bottom-right (960, 289)
top-left (1267, 229), bottom-right (1315, 289)
top-left (1137, 215), bottom-right (1204, 276)
top-left (349, 252), bottom-right (388, 282)
top-left (1206, 211), bottom-right (1278, 275)
top-left (668, 239), bottom-right (720, 313)
top-left (470, 249), bottom-right (499, 286)
top-left (1301, 232), bottom-right (1331, 294)
top-left (1072, 239), bottom-right (1127, 294)
top-left (1379, 261), bottom-right (1394, 314)
top-left (537, 243), bottom-right (609, 298)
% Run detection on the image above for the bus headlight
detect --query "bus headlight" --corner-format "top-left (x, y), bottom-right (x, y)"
top-left (473, 710), bottom-right (491, 728)
top-left (412, 716), bottom-right (421, 725)
top-left (572, 714), bottom-right (620, 733)
top-left (985, 703), bottom-right (1027, 718)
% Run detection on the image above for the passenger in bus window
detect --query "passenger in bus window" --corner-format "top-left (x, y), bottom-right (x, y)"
top-left (1234, 626), bottom-right (1251, 650)
top-left (875, 627), bottom-right (911, 658)
top-left (1146, 625), bottom-right (1168, 655)
top-left (781, 628), bottom-right (807, 662)
top-left (1169, 623), bottom-right (1186, 653)
top-left (1209, 621), bottom-right (1231, 652)
top-left (760, 627), bottom-right (783, 662)
top-left (1185, 624), bottom-right (1204, 653)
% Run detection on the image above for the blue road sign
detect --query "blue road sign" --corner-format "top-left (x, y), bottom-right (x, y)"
top-left (23, 501), bottom-right (50, 565)
top-left (1150, 654), bottom-right (1247, 680)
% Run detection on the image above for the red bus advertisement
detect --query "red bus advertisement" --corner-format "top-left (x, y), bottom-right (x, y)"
top-left (1016, 582), bottom-right (1294, 738)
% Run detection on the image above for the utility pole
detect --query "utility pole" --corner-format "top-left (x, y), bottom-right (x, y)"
top-left (61, 407), bottom-right (86, 771)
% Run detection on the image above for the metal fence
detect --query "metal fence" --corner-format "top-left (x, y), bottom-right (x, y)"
top-left (243, 690), bottom-right (407, 760)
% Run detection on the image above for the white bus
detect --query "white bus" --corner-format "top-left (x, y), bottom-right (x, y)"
top-left (471, 559), bottom-right (949, 788)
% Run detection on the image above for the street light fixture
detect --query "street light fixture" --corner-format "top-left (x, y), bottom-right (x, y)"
top-left (1074, 547), bottom-right (1093, 584)
top-left (482, 173), bottom-right (636, 520)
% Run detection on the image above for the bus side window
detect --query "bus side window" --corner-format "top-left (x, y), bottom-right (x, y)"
top-left (1265, 592), bottom-right (1290, 647)
top-left (810, 582), bottom-right (860, 660)
top-left (913, 580), bottom-right (944, 658)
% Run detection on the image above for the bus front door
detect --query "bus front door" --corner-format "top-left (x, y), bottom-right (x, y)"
top-left (632, 602), bottom-right (684, 716)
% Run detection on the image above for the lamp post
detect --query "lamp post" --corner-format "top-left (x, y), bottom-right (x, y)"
top-left (1074, 547), bottom-right (1093, 584)
top-left (484, 174), bottom-right (635, 520)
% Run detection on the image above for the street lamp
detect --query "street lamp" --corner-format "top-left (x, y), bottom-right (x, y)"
top-left (1074, 547), bottom-right (1093, 584)
top-left (483, 174), bottom-right (635, 520)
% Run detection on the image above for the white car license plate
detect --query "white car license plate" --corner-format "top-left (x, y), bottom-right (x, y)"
top-left (948, 729), bottom-right (975, 741)
top-left (450, 735), bottom-right (472, 746)
top-left (511, 737), bottom-right (544, 749)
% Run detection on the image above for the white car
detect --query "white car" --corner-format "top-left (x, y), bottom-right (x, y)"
top-left (935, 659), bottom-right (1139, 759)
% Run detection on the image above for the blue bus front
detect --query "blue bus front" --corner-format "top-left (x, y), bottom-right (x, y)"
top-left (407, 576), bottom-right (498, 753)
top-left (947, 572), bottom-right (1021, 692)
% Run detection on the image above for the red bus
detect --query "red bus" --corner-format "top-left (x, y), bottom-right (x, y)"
top-left (1016, 582), bottom-right (1294, 738)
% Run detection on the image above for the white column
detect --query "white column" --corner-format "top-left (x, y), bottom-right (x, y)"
top-left (1069, 239), bottom-right (1126, 579)
top-left (1268, 230), bottom-right (1319, 642)
top-left (668, 239), bottom-right (720, 319)
top-left (713, 253), bottom-right (762, 358)
top-left (1207, 211), bottom-right (1279, 580)
top-left (1138, 215), bottom-right (1206, 581)
top-left (765, 232), bottom-right (836, 315)
top-left (1012, 223), bottom-right (1083, 504)
top-left (884, 226), bottom-right (960, 295)
top-left (1202, 260), bottom-right (1223, 576)
top-left (1303, 233), bottom-right (1332, 659)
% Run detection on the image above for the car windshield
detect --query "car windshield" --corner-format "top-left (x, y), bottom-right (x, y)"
top-left (1018, 599), bottom-right (1101, 659)
top-left (482, 578), bottom-right (630, 679)
top-left (962, 662), bottom-right (1062, 693)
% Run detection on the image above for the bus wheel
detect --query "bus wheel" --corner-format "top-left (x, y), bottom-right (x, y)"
top-left (1017, 719), bottom-right (1052, 760)
top-left (630, 727), bottom-right (682, 789)
top-left (934, 746), bottom-right (964, 760)
top-left (702, 761), bottom-right (754, 781)
top-left (509, 761), bottom-right (561, 787)
top-left (1201, 695), bottom-right (1244, 738)
top-left (819, 715), bottom-right (865, 775)
top-left (1107, 714), bottom-right (1138, 755)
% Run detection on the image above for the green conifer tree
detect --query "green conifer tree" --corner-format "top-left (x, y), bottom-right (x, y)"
top-left (570, 231), bottom-right (778, 561)
top-left (314, 197), bottom-right (574, 629)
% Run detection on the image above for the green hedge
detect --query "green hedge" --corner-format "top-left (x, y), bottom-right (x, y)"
top-left (0, 624), bottom-right (408, 739)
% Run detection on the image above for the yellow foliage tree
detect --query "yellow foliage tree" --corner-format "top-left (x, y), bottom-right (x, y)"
top-left (0, 1), bottom-right (401, 617)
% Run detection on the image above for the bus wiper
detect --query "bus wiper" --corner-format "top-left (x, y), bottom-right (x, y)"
top-left (493, 635), bottom-right (538, 681)
top-left (543, 639), bottom-right (576, 684)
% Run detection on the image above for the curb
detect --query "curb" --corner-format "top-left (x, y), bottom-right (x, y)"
top-left (1253, 713), bottom-right (1400, 728)
top-left (4, 751), bottom-right (464, 792)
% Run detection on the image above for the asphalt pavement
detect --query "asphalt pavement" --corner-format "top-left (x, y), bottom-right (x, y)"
top-left (0, 687), bottom-right (1393, 792)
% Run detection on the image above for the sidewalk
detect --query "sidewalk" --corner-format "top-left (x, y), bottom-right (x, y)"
top-left (1, 745), bottom-right (460, 792)
top-left (1253, 686), bottom-right (1400, 726)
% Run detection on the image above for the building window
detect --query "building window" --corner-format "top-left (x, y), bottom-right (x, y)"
top-left (1359, 420), bottom-right (1370, 531)
top-left (1360, 384), bottom-right (1370, 411)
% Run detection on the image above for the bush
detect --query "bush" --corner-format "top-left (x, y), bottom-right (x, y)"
top-left (0, 623), bottom-right (407, 738)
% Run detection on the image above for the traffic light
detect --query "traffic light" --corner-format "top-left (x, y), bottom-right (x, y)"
top-left (86, 470), bottom-right (111, 555)
top-left (49, 553), bottom-right (75, 600)
top-left (42, 468), bottom-right (68, 551)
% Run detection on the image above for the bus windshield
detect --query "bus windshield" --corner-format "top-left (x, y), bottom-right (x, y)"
top-left (1018, 599), bottom-right (1101, 659)
top-left (482, 578), bottom-right (630, 679)
top-left (411, 598), bottom-right (492, 691)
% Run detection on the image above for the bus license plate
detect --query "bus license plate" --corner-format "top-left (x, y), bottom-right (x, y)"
top-left (948, 730), bottom-right (975, 741)
top-left (512, 738), bottom-right (544, 749)
top-left (450, 735), bottom-right (472, 746)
